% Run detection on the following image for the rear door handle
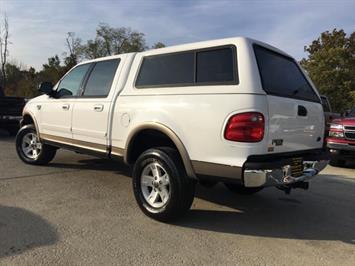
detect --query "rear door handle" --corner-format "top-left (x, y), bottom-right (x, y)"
top-left (298, 105), bottom-right (307, 116)
top-left (62, 104), bottom-right (70, 110)
top-left (93, 104), bottom-right (104, 112)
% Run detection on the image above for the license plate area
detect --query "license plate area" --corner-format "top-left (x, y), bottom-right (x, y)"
top-left (291, 157), bottom-right (303, 177)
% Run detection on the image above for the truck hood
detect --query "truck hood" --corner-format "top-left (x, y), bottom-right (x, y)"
top-left (332, 117), bottom-right (355, 126)
top-left (26, 94), bottom-right (48, 104)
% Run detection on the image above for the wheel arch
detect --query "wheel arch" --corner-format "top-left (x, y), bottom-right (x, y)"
top-left (21, 112), bottom-right (40, 135)
top-left (124, 122), bottom-right (196, 179)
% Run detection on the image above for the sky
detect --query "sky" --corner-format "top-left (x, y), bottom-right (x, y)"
top-left (1, 0), bottom-right (354, 70)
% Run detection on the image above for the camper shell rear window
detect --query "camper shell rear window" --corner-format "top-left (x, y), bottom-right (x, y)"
top-left (253, 44), bottom-right (320, 103)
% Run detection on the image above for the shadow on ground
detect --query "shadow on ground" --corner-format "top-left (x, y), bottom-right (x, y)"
top-left (50, 158), bottom-right (131, 177)
top-left (0, 205), bottom-right (58, 258)
top-left (176, 181), bottom-right (355, 245)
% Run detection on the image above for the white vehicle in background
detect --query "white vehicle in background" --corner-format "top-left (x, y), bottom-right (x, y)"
top-left (16, 37), bottom-right (328, 222)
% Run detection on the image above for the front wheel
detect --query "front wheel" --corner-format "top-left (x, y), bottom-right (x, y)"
top-left (132, 147), bottom-right (195, 222)
top-left (224, 183), bottom-right (263, 195)
top-left (16, 125), bottom-right (57, 165)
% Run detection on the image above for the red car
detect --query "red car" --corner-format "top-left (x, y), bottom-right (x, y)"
top-left (327, 107), bottom-right (355, 166)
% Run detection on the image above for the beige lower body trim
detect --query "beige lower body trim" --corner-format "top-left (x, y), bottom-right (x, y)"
top-left (192, 160), bottom-right (242, 179)
top-left (40, 133), bottom-right (107, 153)
top-left (111, 147), bottom-right (125, 157)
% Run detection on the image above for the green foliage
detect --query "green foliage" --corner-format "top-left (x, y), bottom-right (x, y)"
top-left (151, 42), bottom-right (166, 49)
top-left (77, 23), bottom-right (148, 59)
top-left (38, 55), bottom-right (64, 84)
top-left (4, 64), bottom-right (38, 98)
top-left (300, 29), bottom-right (355, 112)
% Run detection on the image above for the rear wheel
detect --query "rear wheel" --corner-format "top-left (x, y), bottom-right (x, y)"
top-left (132, 147), bottom-right (195, 222)
top-left (16, 125), bottom-right (57, 165)
top-left (329, 159), bottom-right (346, 167)
top-left (224, 183), bottom-right (263, 195)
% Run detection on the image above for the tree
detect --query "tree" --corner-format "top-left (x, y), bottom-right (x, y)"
top-left (151, 42), bottom-right (166, 49)
top-left (38, 55), bottom-right (64, 84)
top-left (63, 32), bottom-right (82, 71)
top-left (78, 23), bottom-right (148, 59)
top-left (4, 63), bottom-right (38, 97)
top-left (0, 14), bottom-right (9, 92)
top-left (300, 29), bottom-right (355, 112)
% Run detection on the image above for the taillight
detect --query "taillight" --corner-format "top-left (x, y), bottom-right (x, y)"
top-left (224, 112), bottom-right (264, 142)
top-left (329, 123), bottom-right (344, 138)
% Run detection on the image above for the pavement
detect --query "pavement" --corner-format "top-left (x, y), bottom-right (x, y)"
top-left (0, 130), bottom-right (355, 265)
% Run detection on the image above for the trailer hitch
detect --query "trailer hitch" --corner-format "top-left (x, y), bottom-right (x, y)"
top-left (277, 181), bottom-right (309, 194)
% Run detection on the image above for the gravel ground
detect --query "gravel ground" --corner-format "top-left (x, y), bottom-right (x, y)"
top-left (0, 131), bottom-right (355, 265)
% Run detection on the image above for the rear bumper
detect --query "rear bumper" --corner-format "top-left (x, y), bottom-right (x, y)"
top-left (194, 149), bottom-right (329, 187)
top-left (243, 149), bottom-right (329, 187)
top-left (243, 160), bottom-right (328, 187)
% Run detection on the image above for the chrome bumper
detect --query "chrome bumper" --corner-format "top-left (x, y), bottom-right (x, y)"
top-left (0, 115), bottom-right (22, 121)
top-left (243, 160), bottom-right (329, 188)
top-left (328, 142), bottom-right (355, 152)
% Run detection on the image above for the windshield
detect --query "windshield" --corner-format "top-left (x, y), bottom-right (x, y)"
top-left (321, 96), bottom-right (331, 112)
top-left (348, 107), bottom-right (355, 117)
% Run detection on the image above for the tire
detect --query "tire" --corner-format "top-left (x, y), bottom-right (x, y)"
top-left (16, 125), bottom-right (57, 165)
top-left (132, 147), bottom-right (195, 222)
top-left (224, 183), bottom-right (263, 195)
top-left (329, 159), bottom-right (346, 167)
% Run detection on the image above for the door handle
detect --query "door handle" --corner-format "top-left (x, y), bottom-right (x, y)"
top-left (93, 104), bottom-right (104, 112)
top-left (62, 104), bottom-right (70, 110)
top-left (298, 105), bottom-right (307, 116)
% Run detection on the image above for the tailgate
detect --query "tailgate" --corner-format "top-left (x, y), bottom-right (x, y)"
top-left (253, 44), bottom-right (324, 153)
top-left (268, 95), bottom-right (324, 152)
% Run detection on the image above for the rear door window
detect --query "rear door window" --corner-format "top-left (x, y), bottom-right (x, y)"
top-left (83, 59), bottom-right (120, 97)
top-left (254, 45), bottom-right (320, 103)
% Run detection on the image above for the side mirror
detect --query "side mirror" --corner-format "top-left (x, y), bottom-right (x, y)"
top-left (38, 82), bottom-right (53, 95)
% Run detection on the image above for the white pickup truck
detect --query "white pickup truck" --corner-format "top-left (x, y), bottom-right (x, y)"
top-left (16, 37), bottom-right (328, 221)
